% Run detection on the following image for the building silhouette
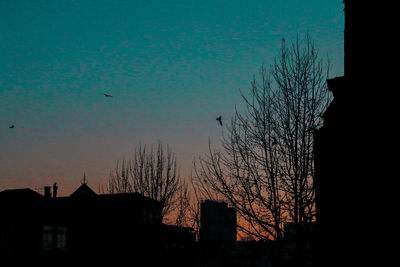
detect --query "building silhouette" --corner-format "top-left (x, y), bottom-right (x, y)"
top-left (197, 200), bottom-right (237, 267)
top-left (314, 1), bottom-right (399, 266)
top-left (200, 200), bottom-right (237, 248)
top-left (0, 183), bottom-right (195, 266)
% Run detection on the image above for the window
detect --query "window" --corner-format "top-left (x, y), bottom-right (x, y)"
top-left (42, 225), bottom-right (67, 251)
top-left (42, 225), bottom-right (53, 251)
top-left (56, 227), bottom-right (67, 251)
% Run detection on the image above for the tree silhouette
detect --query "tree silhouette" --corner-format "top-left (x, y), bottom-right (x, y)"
top-left (105, 142), bottom-right (188, 224)
top-left (193, 34), bottom-right (331, 255)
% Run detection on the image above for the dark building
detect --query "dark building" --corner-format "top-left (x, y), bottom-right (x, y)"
top-left (314, 1), bottom-right (399, 266)
top-left (0, 183), bottom-right (195, 266)
top-left (197, 200), bottom-right (237, 267)
top-left (200, 200), bottom-right (237, 248)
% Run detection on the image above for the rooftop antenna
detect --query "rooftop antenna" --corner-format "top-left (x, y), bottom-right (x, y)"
top-left (82, 172), bottom-right (87, 185)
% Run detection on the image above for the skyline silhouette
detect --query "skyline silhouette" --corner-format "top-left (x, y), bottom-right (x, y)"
top-left (0, 0), bottom-right (344, 196)
top-left (2, 1), bottom-right (398, 266)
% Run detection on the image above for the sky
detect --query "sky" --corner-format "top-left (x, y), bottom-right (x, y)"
top-left (0, 0), bottom-right (344, 196)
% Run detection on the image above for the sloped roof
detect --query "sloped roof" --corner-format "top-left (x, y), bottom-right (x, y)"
top-left (0, 188), bottom-right (43, 200)
top-left (70, 183), bottom-right (97, 197)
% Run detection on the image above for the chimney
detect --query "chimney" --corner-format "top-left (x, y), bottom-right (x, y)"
top-left (44, 186), bottom-right (51, 199)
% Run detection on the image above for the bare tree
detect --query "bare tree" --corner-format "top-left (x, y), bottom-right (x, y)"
top-left (175, 180), bottom-right (191, 227)
top-left (192, 33), bottom-right (331, 243)
top-left (106, 142), bottom-right (185, 223)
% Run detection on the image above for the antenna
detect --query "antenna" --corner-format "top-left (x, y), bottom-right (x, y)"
top-left (82, 172), bottom-right (87, 185)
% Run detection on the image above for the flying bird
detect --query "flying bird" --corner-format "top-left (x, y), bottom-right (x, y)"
top-left (104, 93), bottom-right (113, 97)
top-left (9, 125), bottom-right (14, 129)
top-left (216, 116), bottom-right (223, 126)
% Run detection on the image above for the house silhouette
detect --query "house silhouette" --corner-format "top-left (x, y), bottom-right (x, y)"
top-left (0, 183), bottom-right (195, 266)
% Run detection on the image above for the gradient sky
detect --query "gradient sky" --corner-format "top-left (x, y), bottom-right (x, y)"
top-left (0, 0), bottom-right (344, 196)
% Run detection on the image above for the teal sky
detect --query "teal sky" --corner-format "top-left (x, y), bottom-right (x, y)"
top-left (0, 0), bottom-right (344, 195)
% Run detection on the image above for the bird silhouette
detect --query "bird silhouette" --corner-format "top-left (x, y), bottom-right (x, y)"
top-left (104, 93), bottom-right (113, 97)
top-left (9, 125), bottom-right (14, 129)
top-left (216, 116), bottom-right (223, 126)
